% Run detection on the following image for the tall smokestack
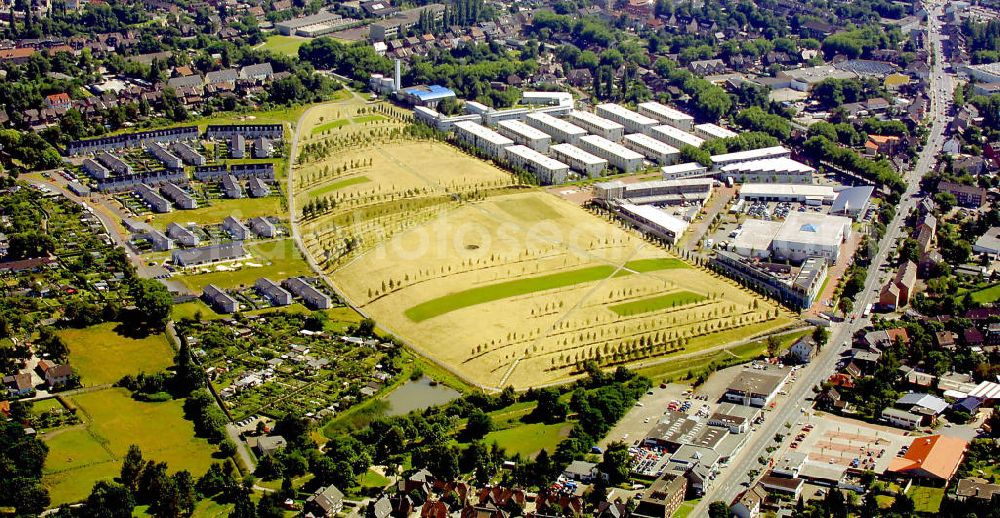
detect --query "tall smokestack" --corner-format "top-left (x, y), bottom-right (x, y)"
top-left (394, 59), bottom-right (401, 93)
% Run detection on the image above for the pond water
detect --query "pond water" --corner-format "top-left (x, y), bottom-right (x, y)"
top-left (382, 376), bottom-right (460, 416)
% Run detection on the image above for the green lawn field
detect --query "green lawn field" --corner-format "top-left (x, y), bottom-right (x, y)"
top-left (484, 422), bottom-right (571, 459)
top-left (352, 115), bottom-right (385, 124)
top-left (43, 389), bottom-right (217, 505)
top-left (909, 486), bottom-right (944, 514)
top-left (609, 291), bottom-right (707, 317)
top-left (311, 118), bottom-right (351, 135)
top-left (308, 175), bottom-right (371, 198)
top-left (60, 323), bottom-right (175, 385)
top-left (178, 239), bottom-right (313, 292)
top-left (152, 197), bottom-right (285, 229)
top-left (971, 283), bottom-right (1000, 304)
top-left (259, 35), bottom-right (308, 56)
top-left (404, 259), bottom-right (690, 322)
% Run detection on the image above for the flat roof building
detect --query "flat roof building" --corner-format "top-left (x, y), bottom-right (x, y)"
top-left (504, 144), bottom-right (570, 184)
top-left (398, 84), bottom-right (456, 108)
top-left (649, 124), bottom-right (705, 150)
top-left (710, 146), bottom-right (790, 169)
top-left (568, 110), bottom-right (625, 142)
top-left (496, 119), bottom-right (552, 153)
top-left (724, 367), bottom-right (791, 407)
top-left (615, 203), bottom-right (689, 244)
top-left (721, 157), bottom-right (815, 184)
top-left (661, 162), bottom-right (711, 180)
top-left (622, 133), bottom-right (681, 165)
top-left (694, 122), bottom-right (738, 141)
top-left (578, 134), bottom-right (644, 173)
top-left (595, 103), bottom-right (659, 134)
top-left (453, 120), bottom-right (514, 160)
top-left (550, 143), bottom-right (607, 178)
top-left (525, 112), bottom-right (588, 145)
top-left (771, 212), bottom-right (852, 263)
top-left (738, 183), bottom-right (834, 204)
top-left (637, 102), bottom-right (695, 131)
top-left (593, 178), bottom-right (714, 205)
top-left (710, 251), bottom-right (826, 310)
top-left (172, 241), bottom-right (247, 267)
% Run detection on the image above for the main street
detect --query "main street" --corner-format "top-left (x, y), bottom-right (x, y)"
top-left (691, 2), bottom-right (954, 512)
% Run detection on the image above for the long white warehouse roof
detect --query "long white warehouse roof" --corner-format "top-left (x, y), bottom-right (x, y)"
top-left (551, 143), bottom-right (607, 165)
top-left (739, 183), bottom-right (835, 200)
top-left (597, 103), bottom-right (659, 125)
top-left (569, 110), bottom-right (625, 131)
top-left (711, 146), bottom-right (790, 165)
top-left (580, 135), bottom-right (644, 160)
top-left (662, 162), bottom-right (707, 175)
top-left (620, 203), bottom-right (689, 235)
top-left (638, 102), bottom-right (695, 123)
top-left (454, 120), bottom-right (514, 146)
top-left (497, 119), bottom-right (551, 141)
top-left (721, 157), bottom-right (815, 175)
top-left (650, 125), bottom-right (704, 148)
top-left (506, 144), bottom-right (568, 170)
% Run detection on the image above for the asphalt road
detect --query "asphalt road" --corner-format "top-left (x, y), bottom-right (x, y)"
top-left (690, 3), bottom-right (954, 512)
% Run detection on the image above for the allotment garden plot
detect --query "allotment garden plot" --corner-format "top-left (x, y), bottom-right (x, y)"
top-left (179, 311), bottom-right (398, 421)
top-left (332, 191), bottom-right (785, 389)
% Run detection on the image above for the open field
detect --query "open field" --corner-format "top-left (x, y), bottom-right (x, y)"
top-left (909, 485), bottom-right (944, 513)
top-left (308, 175), bottom-right (371, 197)
top-left (484, 421), bottom-right (572, 459)
top-left (331, 191), bottom-right (786, 389)
top-left (177, 238), bottom-right (313, 291)
top-left (60, 323), bottom-right (175, 385)
top-left (43, 389), bottom-right (217, 505)
top-left (971, 283), bottom-right (1000, 304)
top-left (259, 34), bottom-right (308, 56)
top-left (152, 196), bottom-right (285, 229)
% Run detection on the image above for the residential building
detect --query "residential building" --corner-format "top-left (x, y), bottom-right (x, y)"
top-left (955, 478), bottom-right (1000, 502)
top-left (3, 372), bottom-right (33, 396)
top-left (550, 143), bottom-right (607, 178)
top-left (203, 284), bottom-right (238, 313)
top-left (230, 134), bottom-right (246, 159)
top-left (66, 126), bottom-right (199, 155)
top-left (525, 112), bottom-right (588, 145)
top-left (622, 133), bottom-right (681, 165)
top-left (789, 337), bottom-right (817, 363)
top-left (578, 135), bottom-right (644, 173)
top-left (221, 174), bottom-right (244, 199)
top-left (97, 151), bottom-right (133, 175)
top-left (453, 121), bottom-right (514, 159)
top-left (369, 4), bottom-right (445, 41)
top-left (247, 177), bottom-right (271, 198)
top-left (596, 103), bottom-right (659, 134)
top-left (879, 260), bottom-right (917, 309)
top-left (282, 277), bottom-right (332, 309)
top-left (160, 183), bottom-right (197, 209)
top-left (694, 123), bottom-right (738, 141)
top-left (222, 216), bottom-right (252, 240)
top-left (637, 102), bottom-right (695, 131)
top-left (306, 485), bottom-right (345, 517)
top-left (255, 435), bottom-right (287, 456)
top-left (145, 228), bottom-right (174, 251)
top-left (230, 163), bottom-right (275, 179)
top-left (503, 145), bottom-right (570, 184)
top-left (496, 120), bottom-right (552, 152)
top-left (567, 110), bottom-right (625, 141)
top-left (253, 137), bottom-right (273, 158)
top-left (648, 124), bottom-right (704, 150)
top-left (631, 474), bottom-right (687, 518)
top-left (167, 223), bottom-right (200, 247)
top-left (938, 180), bottom-right (987, 208)
top-left (688, 59), bottom-right (727, 76)
top-left (135, 184), bottom-right (172, 213)
top-left (171, 142), bottom-right (205, 166)
top-left (249, 217), bottom-right (278, 238)
top-left (172, 242), bottom-right (247, 267)
top-left (82, 158), bottom-right (111, 179)
top-left (255, 278), bottom-right (293, 306)
top-left (147, 142), bottom-right (183, 170)
top-left (206, 124), bottom-right (283, 140)
top-left (40, 362), bottom-right (72, 389)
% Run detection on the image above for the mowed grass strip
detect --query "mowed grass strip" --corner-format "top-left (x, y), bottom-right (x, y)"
top-left (623, 257), bottom-right (688, 272)
top-left (309, 175), bottom-right (371, 198)
top-left (609, 290), bottom-right (707, 317)
top-left (311, 118), bottom-right (350, 134)
top-left (352, 115), bottom-right (385, 124)
top-left (405, 259), bottom-right (693, 322)
top-left (404, 265), bottom-right (620, 322)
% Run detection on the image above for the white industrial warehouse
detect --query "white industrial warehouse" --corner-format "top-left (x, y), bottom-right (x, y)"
top-left (721, 157), bottom-right (815, 184)
top-left (711, 146), bottom-right (791, 169)
top-left (732, 212), bottom-right (853, 262)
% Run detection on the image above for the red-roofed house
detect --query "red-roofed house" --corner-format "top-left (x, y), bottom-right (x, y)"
top-left (45, 93), bottom-right (72, 110)
top-left (887, 435), bottom-right (967, 483)
top-left (0, 47), bottom-right (37, 64)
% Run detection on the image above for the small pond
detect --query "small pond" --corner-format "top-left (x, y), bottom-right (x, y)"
top-left (382, 376), bottom-right (460, 416)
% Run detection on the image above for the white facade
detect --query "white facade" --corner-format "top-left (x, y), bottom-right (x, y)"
top-left (694, 123), bottom-right (738, 141)
top-left (710, 146), bottom-right (791, 169)
top-left (738, 183), bottom-right (834, 204)
top-left (496, 120), bottom-right (552, 152)
top-left (649, 124), bottom-right (705, 150)
top-left (622, 133), bottom-right (680, 165)
top-left (525, 112), bottom-right (588, 145)
top-left (504, 144), bottom-right (570, 185)
top-left (637, 102), bottom-right (695, 131)
top-left (721, 157), bottom-right (815, 184)
top-left (595, 103), bottom-right (659, 134)
top-left (578, 135), bottom-right (644, 173)
top-left (661, 162), bottom-right (711, 180)
top-left (771, 212), bottom-right (852, 262)
top-left (568, 110), bottom-right (625, 142)
top-left (453, 120), bottom-right (514, 159)
top-left (551, 143), bottom-right (607, 178)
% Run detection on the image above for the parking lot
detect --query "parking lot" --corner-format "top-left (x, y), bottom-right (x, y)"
top-left (792, 413), bottom-right (912, 474)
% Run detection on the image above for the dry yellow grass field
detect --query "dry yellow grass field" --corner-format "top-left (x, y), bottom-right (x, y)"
top-left (331, 191), bottom-right (784, 389)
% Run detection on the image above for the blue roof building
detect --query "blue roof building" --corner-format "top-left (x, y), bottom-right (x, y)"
top-left (399, 85), bottom-right (456, 107)
top-left (952, 396), bottom-right (982, 414)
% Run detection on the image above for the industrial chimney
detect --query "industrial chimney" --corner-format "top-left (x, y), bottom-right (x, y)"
top-left (394, 59), bottom-right (401, 93)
